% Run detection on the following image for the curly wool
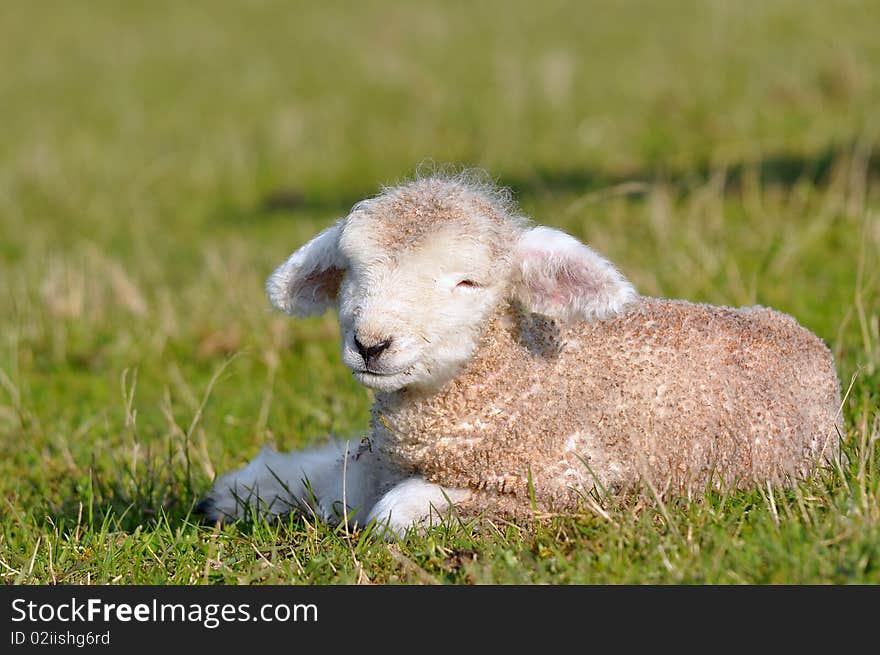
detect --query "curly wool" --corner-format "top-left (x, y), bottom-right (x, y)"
top-left (345, 170), bottom-right (530, 256)
top-left (372, 296), bottom-right (842, 519)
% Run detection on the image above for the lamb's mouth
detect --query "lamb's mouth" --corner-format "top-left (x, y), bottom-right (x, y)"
top-left (351, 367), bottom-right (414, 389)
top-left (353, 368), bottom-right (406, 378)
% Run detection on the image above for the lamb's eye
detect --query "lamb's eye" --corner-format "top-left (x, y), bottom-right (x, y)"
top-left (456, 279), bottom-right (481, 289)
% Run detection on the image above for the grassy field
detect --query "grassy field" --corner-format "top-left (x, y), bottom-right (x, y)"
top-left (1, 0), bottom-right (878, 584)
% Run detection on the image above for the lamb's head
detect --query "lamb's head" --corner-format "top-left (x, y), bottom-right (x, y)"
top-left (266, 174), bottom-right (636, 393)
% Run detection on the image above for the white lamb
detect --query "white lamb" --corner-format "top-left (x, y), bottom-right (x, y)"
top-left (197, 172), bottom-right (842, 537)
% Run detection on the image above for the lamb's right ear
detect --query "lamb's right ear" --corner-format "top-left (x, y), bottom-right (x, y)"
top-left (265, 222), bottom-right (345, 317)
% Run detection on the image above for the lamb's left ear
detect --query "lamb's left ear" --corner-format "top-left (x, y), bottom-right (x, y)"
top-left (265, 221), bottom-right (346, 317)
top-left (512, 226), bottom-right (637, 322)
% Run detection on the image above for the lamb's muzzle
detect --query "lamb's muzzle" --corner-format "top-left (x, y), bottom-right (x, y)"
top-left (200, 170), bottom-right (843, 537)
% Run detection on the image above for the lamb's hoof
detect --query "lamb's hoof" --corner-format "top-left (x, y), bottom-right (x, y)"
top-left (193, 496), bottom-right (224, 523)
top-left (194, 496), bottom-right (213, 515)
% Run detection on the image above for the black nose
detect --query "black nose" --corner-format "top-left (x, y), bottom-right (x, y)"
top-left (354, 335), bottom-right (392, 367)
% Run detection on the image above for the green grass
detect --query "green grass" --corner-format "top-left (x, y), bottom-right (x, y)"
top-left (1, 0), bottom-right (878, 584)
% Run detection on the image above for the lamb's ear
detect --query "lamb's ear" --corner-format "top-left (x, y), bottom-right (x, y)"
top-left (265, 222), bottom-right (345, 316)
top-left (512, 226), bottom-right (636, 322)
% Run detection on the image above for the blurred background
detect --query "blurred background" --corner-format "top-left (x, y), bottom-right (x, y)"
top-left (1, 1), bottom-right (878, 582)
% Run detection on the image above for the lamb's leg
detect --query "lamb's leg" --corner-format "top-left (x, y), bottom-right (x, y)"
top-left (196, 439), bottom-right (388, 526)
top-left (365, 478), bottom-right (471, 539)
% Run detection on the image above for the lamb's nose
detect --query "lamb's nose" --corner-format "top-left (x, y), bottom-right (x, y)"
top-left (354, 335), bottom-right (392, 367)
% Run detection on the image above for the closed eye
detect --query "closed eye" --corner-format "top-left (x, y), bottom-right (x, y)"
top-left (456, 279), bottom-right (481, 289)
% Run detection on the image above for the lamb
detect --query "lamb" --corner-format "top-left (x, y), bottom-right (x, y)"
top-left (197, 171), bottom-right (843, 536)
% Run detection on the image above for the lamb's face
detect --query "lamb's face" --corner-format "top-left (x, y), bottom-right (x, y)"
top-left (334, 214), bottom-right (515, 392)
top-left (265, 175), bottom-right (637, 396)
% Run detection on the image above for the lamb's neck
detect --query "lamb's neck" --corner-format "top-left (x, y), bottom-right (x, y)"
top-left (370, 302), bottom-right (565, 491)
top-left (377, 310), bottom-right (519, 409)
top-left (372, 302), bottom-right (563, 439)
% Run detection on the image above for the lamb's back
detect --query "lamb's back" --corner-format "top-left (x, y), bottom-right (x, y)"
top-left (559, 297), bottom-right (841, 494)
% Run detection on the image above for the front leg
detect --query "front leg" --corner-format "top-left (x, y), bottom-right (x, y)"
top-left (366, 478), bottom-right (471, 539)
top-left (197, 439), bottom-right (388, 526)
